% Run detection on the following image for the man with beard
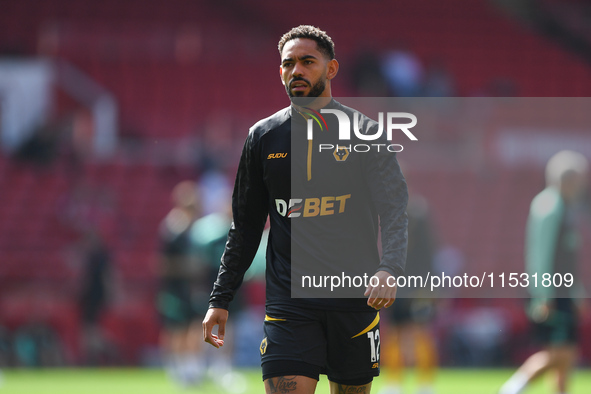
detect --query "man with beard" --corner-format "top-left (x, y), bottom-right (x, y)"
top-left (203, 25), bottom-right (408, 394)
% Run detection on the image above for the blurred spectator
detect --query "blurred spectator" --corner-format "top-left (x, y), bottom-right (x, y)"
top-left (381, 42), bottom-right (424, 97)
top-left (190, 199), bottom-right (232, 288)
top-left (77, 230), bottom-right (118, 365)
top-left (157, 180), bottom-right (205, 388)
top-left (191, 198), bottom-right (266, 386)
top-left (189, 198), bottom-right (235, 379)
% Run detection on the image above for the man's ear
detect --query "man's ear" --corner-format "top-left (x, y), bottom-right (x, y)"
top-left (279, 66), bottom-right (285, 85)
top-left (326, 59), bottom-right (339, 81)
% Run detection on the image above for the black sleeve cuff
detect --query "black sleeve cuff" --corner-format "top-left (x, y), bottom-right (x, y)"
top-left (208, 301), bottom-right (230, 310)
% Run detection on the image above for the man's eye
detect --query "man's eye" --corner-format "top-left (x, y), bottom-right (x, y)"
top-left (283, 63), bottom-right (293, 68)
top-left (304, 60), bottom-right (313, 65)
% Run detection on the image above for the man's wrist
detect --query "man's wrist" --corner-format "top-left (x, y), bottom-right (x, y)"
top-left (209, 301), bottom-right (230, 310)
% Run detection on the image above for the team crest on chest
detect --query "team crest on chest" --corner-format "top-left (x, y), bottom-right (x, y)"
top-left (333, 146), bottom-right (350, 162)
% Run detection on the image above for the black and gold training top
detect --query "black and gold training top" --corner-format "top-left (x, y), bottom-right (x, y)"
top-left (209, 99), bottom-right (408, 312)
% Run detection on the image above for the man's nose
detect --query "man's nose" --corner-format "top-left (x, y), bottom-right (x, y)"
top-left (292, 62), bottom-right (304, 77)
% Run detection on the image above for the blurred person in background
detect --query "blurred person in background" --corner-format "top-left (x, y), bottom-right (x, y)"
top-left (499, 150), bottom-right (589, 394)
top-left (381, 42), bottom-right (423, 97)
top-left (77, 229), bottom-right (117, 365)
top-left (157, 180), bottom-right (206, 387)
top-left (190, 196), bottom-right (267, 390)
top-left (190, 198), bottom-right (234, 380)
top-left (380, 192), bottom-right (438, 394)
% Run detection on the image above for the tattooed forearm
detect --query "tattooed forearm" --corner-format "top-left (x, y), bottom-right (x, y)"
top-left (267, 376), bottom-right (298, 393)
top-left (337, 384), bottom-right (369, 394)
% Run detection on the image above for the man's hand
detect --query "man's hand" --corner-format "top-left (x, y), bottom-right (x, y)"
top-left (364, 270), bottom-right (397, 310)
top-left (202, 308), bottom-right (229, 348)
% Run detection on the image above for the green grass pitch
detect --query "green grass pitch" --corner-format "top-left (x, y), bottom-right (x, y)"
top-left (1, 368), bottom-right (590, 393)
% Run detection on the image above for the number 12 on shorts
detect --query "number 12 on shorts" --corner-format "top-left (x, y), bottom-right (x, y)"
top-left (367, 329), bottom-right (380, 362)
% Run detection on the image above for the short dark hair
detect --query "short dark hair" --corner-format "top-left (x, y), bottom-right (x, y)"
top-left (278, 25), bottom-right (335, 60)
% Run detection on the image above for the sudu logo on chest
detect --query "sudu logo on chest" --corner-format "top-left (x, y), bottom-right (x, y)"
top-left (267, 153), bottom-right (288, 159)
